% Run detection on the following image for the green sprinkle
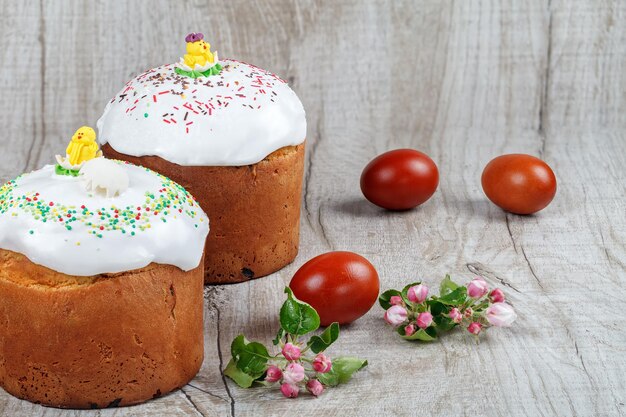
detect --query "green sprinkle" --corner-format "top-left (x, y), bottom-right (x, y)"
top-left (1, 166), bottom-right (204, 239)
top-left (144, 113), bottom-right (149, 118)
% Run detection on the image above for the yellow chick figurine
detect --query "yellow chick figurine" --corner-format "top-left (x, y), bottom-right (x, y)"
top-left (66, 126), bottom-right (100, 166)
top-left (183, 32), bottom-right (214, 68)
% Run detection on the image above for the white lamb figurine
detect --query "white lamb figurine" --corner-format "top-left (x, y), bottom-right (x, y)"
top-left (79, 158), bottom-right (129, 198)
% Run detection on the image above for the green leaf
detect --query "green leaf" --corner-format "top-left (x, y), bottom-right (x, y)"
top-left (428, 300), bottom-right (447, 316)
top-left (435, 287), bottom-right (467, 305)
top-left (316, 371), bottom-right (339, 387)
top-left (433, 314), bottom-right (457, 332)
top-left (379, 289), bottom-right (402, 310)
top-left (230, 335), bottom-right (270, 378)
top-left (397, 326), bottom-right (437, 341)
top-left (307, 322), bottom-right (340, 353)
top-left (224, 359), bottom-right (257, 388)
top-left (429, 300), bottom-right (459, 333)
top-left (272, 327), bottom-right (285, 346)
top-left (280, 287), bottom-right (320, 336)
top-left (316, 357), bottom-right (368, 387)
top-left (425, 326), bottom-right (438, 338)
top-left (401, 282), bottom-right (422, 303)
top-left (439, 274), bottom-right (460, 296)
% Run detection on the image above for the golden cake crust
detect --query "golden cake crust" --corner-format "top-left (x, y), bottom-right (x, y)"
top-left (102, 142), bottom-right (305, 284)
top-left (0, 249), bottom-right (204, 409)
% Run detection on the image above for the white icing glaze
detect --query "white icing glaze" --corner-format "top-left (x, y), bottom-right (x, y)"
top-left (97, 59), bottom-right (306, 166)
top-left (0, 163), bottom-right (209, 276)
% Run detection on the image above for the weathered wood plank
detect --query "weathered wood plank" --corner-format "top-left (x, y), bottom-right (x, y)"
top-left (0, 0), bottom-right (43, 180)
top-left (0, 0), bottom-right (624, 416)
top-left (545, 0), bottom-right (625, 130)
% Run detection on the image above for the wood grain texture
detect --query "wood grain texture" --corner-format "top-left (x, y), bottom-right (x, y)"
top-left (0, 0), bottom-right (624, 416)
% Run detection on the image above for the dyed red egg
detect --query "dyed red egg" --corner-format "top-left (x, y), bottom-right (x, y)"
top-left (360, 149), bottom-right (439, 210)
top-left (481, 154), bottom-right (557, 215)
top-left (289, 251), bottom-right (379, 326)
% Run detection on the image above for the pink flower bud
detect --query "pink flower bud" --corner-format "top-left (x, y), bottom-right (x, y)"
top-left (416, 311), bottom-right (433, 329)
top-left (282, 362), bottom-right (305, 385)
top-left (407, 284), bottom-right (429, 303)
top-left (265, 365), bottom-right (282, 383)
top-left (281, 342), bottom-right (301, 361)
top-left (489, 288), bottom-right (505, 303)
top-left (467, 322), bottom-right (482, 335)
top-left (312, 353), bottom-right (332, 373)
top-left (404, 323), bottom-right (416, 336)
top-left (463, 307), bottom-right (473, 319)
top-left (485, 303), bottom-right (517, 327)
top-left (280, 383), bottom-right (299, 398)
top-left (384, 305), bottom-right (408, 326)
top-left (467, 278), bottom-right (489, 298)
top-left (448, 307), bottom-right (462, 323)
top-left (306, 379), bottom-right (324, 396)
top-left (389, 295), bottom-right (403, 306)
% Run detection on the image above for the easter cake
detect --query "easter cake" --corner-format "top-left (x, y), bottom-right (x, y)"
top-left (97, 33), bottom-right (306, 284)
top-left (0, 128), bottom-right (209, 408)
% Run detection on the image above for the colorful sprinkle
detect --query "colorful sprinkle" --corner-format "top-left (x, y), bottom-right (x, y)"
top-left (117, 60), bottom-right (284, 134)
top-left (0, 165), bottom-right (204, 239)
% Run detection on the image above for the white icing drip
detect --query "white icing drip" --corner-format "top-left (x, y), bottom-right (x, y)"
top-left (0, 164), bottom-right (209, 276)
top-left (97, 59), bottom-right (306, 166)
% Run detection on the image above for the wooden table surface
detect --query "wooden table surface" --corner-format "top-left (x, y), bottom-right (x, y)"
top-left (1, 1), bottom-right (625, 416)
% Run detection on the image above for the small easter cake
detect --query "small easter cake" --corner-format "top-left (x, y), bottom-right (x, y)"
top-left (97, 32), bottom-right (306, 284)
top-left (0, 128), bottom-right (209, 408)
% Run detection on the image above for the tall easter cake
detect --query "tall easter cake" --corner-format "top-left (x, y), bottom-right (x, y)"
top-left (97, 33), bottom-right (306, 284)
top-left (0, 128), bottom-right (209, 408)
